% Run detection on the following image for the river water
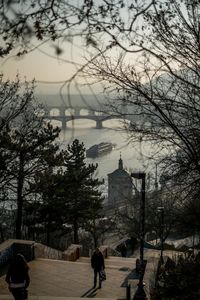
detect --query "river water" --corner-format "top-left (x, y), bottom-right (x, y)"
top-left (52, 118), bottom-right (157, 187)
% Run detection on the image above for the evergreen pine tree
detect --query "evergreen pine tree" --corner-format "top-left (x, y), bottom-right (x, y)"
top-left (62, 139), bottom-right (104, 244)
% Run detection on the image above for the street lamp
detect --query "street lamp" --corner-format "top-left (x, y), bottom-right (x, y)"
top-left (157, 206), bottom-right (164, 264)
top-left (131, 172), bottom-right (146, 300)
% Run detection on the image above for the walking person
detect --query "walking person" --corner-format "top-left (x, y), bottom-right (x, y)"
top-left (91, 247), bottom-right (105, 289)
top-left (5, 253), bottom-right (30, 300)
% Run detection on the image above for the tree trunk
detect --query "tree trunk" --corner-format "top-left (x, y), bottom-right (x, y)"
top-left (94, 236), bottom-right (98, 248)
top-left (0, 227), bottom-right (4, 242)
top-left (16, 185), bottom-right (23, 239)
top-left (93, 227), bottom-right (98, 248)
top-left (46, 218), bottom-right (51, 246)
top-left (16, 153), bottom-right (24, 239)
top-left (73, 220), bottom-right (79, 244)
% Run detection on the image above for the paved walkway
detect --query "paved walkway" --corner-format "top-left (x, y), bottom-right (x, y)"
top-left (0, 249), bottom-right (181, 300)
top-left (0, 256), bottom-right (138, 300)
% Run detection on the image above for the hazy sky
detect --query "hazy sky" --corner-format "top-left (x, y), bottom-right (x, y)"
top-left (0, 37), bottom-right (99, 95)
top-left (0, 1), bottom-right (142, 96)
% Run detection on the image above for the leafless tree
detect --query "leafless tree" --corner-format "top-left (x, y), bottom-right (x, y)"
top-left (0, 76), bottom-right (34, 191)
top-left (81, 1), bottom-right (200, 206)
top-left (2, 1), bottom-right (200, 235)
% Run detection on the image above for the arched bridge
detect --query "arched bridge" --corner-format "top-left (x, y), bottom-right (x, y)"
top-left (43, 105), bottom-right (130, 130)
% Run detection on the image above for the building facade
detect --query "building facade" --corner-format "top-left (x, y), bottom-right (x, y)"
top-left (107, 156), bottom-right (133, 208)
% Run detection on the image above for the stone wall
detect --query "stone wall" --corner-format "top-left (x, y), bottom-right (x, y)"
top-left (0, 239), bottom-right (35, 269)
top-left (0, 239), bottom-right (63, 270)
top-left (34, 243), bottom-right (63, 260)
top-left (13, 241), bottom-right (35, 262)
top-left (0, 239), bottom-right (108, 269)
top-left (0, 240), bottom-right (14, 267)
top-left (62, 244), bottom-right (82, 261)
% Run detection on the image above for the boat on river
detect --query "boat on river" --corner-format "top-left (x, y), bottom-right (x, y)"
top-left (86, 142), bottom-right (113, 158)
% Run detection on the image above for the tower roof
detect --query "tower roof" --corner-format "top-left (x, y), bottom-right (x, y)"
top-left (108, 155), bottom-right (130, 178)
top-left (118, 153), bottom-right (123, 170)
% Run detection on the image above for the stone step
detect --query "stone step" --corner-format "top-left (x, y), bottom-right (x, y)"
top-left (0, 256), bottom-right (135, 300)
top-left (0, 296), bottom-right (116, 300)
top-left (78, 256), bottom-right (136, 262)
top-left (107, 256), bottom-right (137, 262)
top-left (77, 256), bottom-right (136, 269)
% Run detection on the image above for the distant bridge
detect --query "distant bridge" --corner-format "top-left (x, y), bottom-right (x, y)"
top-left (43, 104), bottom-right (131, 130)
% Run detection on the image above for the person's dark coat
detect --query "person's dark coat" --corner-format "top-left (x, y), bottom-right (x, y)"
top-left (5, 254), bottom-right (30, 300)
top-left (91, 251), bottom-right (105, 271)
top-left (6, 266), bottom-right (30, 288)
top-left (5, 254), bottom-right (30, 291)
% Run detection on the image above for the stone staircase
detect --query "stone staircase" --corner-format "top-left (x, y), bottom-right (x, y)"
top-left (78, 256), bottom-right (136, 270)
top-left (1, 240), bottom-right (169, 299)
top-left (0, 255), bottom-right (138, 300)
top-left (0, 240), bottom-right (183, 300)
top-left (0, 297), bottom-right (117, 300)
